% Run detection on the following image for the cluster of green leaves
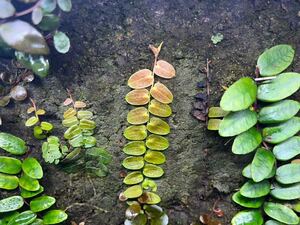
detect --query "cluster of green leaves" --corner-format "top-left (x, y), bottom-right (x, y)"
top-left (208, 44), bottom-right (300, 224)
top-left (0, 132), bottom-right (68, 224)
top-left (121, 43), bottom-right (175, 225)
top-left (41, 96), bottom-right (112, 177)
top-left (0, 0), bottom-right (72, 78)
top-left (25, 99), bottom-right (53, 139)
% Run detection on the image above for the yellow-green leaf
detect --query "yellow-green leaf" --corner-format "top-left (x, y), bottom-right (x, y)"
top-left (148, 99), bottom-right (172, 117)
top-left (123, 141), bottom-right (146, 156)
top-left (207, 119), bottom-right (221, 130)
top-left (122, 156), bottom-right (144, 170)
top-left (123, 185), bottom-right (143, 199)
top-left (124, 125), bottom-right (147, 141)
top-left (127, 107), bottom-right (149, 125)
top-left (146, 134), bottom-right (169, 151)
top-left (208, 107), bottom-right (229, 118)
top-left (147, 117), bottom-right (170, 135)
top-left (25, 116), bottom-right (39, 127)
top-left (123, 171), bottom-right (144, 185)
top-left (143, 164), bottom-right (164, 178)
top-left (138, 192), bottom-right (161, 204)
top-left (144, 150), bottom-right (166, 165)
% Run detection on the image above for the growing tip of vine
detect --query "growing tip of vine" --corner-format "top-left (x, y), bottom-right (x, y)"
top-left (149, 42), bottom-right (163, 57)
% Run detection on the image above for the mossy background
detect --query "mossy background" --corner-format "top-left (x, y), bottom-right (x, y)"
top-left (1, 0), bottom-right (300, 224)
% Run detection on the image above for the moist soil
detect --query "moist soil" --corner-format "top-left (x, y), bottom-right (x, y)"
top-left (1, 0), bottom-right (300, 224)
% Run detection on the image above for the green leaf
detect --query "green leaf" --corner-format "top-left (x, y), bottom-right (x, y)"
top-left (142, 178), bottom-right (157, 192)
top-left (123, 141), bottom-right (146, 156)
top-left (30, 195), bottom-right (56, 212)
top-left (257, 72), bottom-right (300, 102)
top-left (144, 150), bottom-right (166, 165)
top-left (143, 164), bottom-right (164, 178)
top-left (273, 136), bottom-right (300, 161)
top-left (0, 173), bottom-right (19, 190)
top-left (77, 110), bottom-right (93, 119)
top-left (251, 148), bottom-right (275, 182)
top-left (232, 127), bottom-right (262, 155)
top-left (22, 157), bottom-right (43, 179)
top-left (242, 163), bottom-right (275, 179)
top-left (147, 117), bottom-right (170, 135)
top-left (40, 122), bottom-right (53, 131)
top-left (240, 180), bottom-right (270, 198)
top-left (207, 119), bottom-right (221, 130)
top-left (124, 125), bottom-right (147, 141)
top-left (257, 44), bottom-right (295, 76)
top-left (208, 107), bottom-right (228, 118)
top-left (123, 185), bottom-right (143, 199)
top-left (7, 210), bottom-right (36, 225)
top-left (124, 171), bottom-right (144, 185)
top-left (42, 141), bottom-right (62, 164)
top-left (19, 174), bottom-right (40, 191)
top-left (148, 99), bottom-right (172, 117)
top-left (0, 212), bottom-right (19, 224)
top-left (57, 0), bottom-right (72, 12)
top-left (146, 134), bottom-right (169, 151)
top-left (0, 0), bottom-right (15, 19)
top-left (232, 191), bottom-right (264, 208)
top-left (122, 156), bottom-right (144, 170)
top-left (31, 7), bottom-right (43, 25)
top-left (85, 162), bottom-right (108, 177)
top-left (64, 125), bottom-right (81, 140)
top-left (211, 33), bottom-right (224, 45)
top-left (271, 182), bottom-right (300, 200)
top-left (85, 147), bottom-right (112, 164)
top-left (150, 213), bottom-right (169, 225)
top-left (40, 0), bottom-right (56, 13)
top-left (15, 52), bottom-right (49, 78)
top-left (20, 186), bottom-right (44, 199)
top-left (25, 116), bottom-right (39, 127)
top-left (38, 13), bottom-right (60, 31)
top-left (264, 202), bottom-right (299, 224)
top-left (263, 117), bottom-right (300, 144)
top-left (0, 196), bottom-right (24, 213)
top-left (42, 210), bottom-right (68, 224)
top-left (231, 210), bottom-right (263, 225)
top-left (265, 220), bottom-right (284, 225)
top-left (125, 214), bottom-right (147, 225)
top-left (276, 163), bottom-right (300, 184)
top-left (0, 20), bottom-right (49, 55)
top-left (0, 132), bottom-right (27, 155)
top-left (138, 192), bottom-right (161, 204)
top-left (218, 110), bottom-right (257, 137)
top-left (53, 31), bottom-right (70, 54)
top-left (220, 77), bottom-right (257, 111)
top-left (0, 156), bottom-right (22, 174)
top-left (258, 100), bottom-right (300, 124)
top-left (30, 219), bottom-right (44, 225)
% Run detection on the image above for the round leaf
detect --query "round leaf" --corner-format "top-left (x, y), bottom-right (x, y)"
top-left (19, 174), bottom-right (40, 191)
top-left (0, 173), bottom-right (19, 190)
top-left (127, 107), bottom-right (149, 125)
top-left (122, 156), bottom-right (144, 170)
top-left (123, 141), bottom-right (146, 156)
top-left (0, 196), bottom-right (24, 213)
top-left (124, 125), bottom-right (147, 141)
top-left (123, 185), bottom-right (143, 199)
top-left (57, 0), bottom-right (72, 12)
top-left (138, 192), bottom-right (161, 204)
top-left (143, 164), bottom-right (164, 178)
top-left (271, 183), bottom-right (300, 200)
top-left (150, 82), bottom-right (173, 104)
top-left (0, 132), bottom-right (27, 155)
top-left (0, 156), bottom-right (22, 174)
top-left (240, 180), bottom-right (270, 198)
top-left (251, 148), bottom-right (275, 182)
top-left (273, 136), bottom-right (300, 161)
top-left (0, 20), bottom-right (49, 55)
top-left (276, 163), bottom-right (300, 184)
top-left (124, 171), bottom-right (144, 185)
top-left (264, 202), bottom-right (299, 224)
top-left (148, 99), bottom-right (172, 117)
top-left (146, 134), bottom-right (169, 151)
top-left (257, 44), bottom-right (295, 76)
top-left (146, 117), bottom-right (170, 135)
top-left (22, 157), bottom-right (43, 179)
top-left (263, 117), bottom-right (300, 144)
top-left (232, 127), bottom-right (262, 155)
top-left (144, 150), bottom-right (166, 165)
top-left (153, 60), bottom-right (176, 79)
top-left (231, 210), bottom-right (263, 225)
top-left (53, 31), bottom-right (70, 54)
top-left (218, 110), bottom-right (257, 137)
top-left (40, 0), bottom-right (56, 13)
top-left (30, 195), bottom-right (56, 212)
top-left (31, 7), bottom-right (43, 25)
top-left (232, 191), bottom-right (264, 208)
top-left (258, 100), bottom-right (300, 124)
top-left (126, 89), bottom-right (150, 106)
top-left (257, 72), bottom-right (300, 102)
top-left (220, 77), bottom-right (257, 111)
top-left (0, 0), bottom-right (15, 19)
top-left (43, 210), bottom-right (68, 224)
top-left (128, 69), bottom-right (154, 89)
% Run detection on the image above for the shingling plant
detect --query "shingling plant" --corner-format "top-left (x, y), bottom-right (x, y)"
top-left (0, 132), bottom-right (68, 224)
top-left (119, 43), bottom-right (175, 225)
top-left (0, 0), bottom-right (71, 78)
top-left (207, 44), bottom-right (300, 224)
top-left (41, 91), bottom-right (112, 177)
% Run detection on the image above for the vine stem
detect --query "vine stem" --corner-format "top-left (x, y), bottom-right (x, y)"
top-left (205, 59), bottom-right (211, 124)
top-left (66, 88), bottom-right (76, 108)
top-left (14, 0), bottom-right (42, 17)
top-left (254, 76), bottom-right (276, 82)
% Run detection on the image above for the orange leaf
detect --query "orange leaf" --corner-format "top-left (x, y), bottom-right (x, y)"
top-left (150, 82), bottom-right (173, 104)
top-left (27, 106), bottom-right (35, 114)
top-left (74, 101), bottom-right (86, 108)
top-left (63, 98), bottom-right (73, 106)
top-left (128, 69), bottom-right (154, 89)
top-left (154, 60), bottom-right (175, 79)
top-left (126, 89), bottom-right (150, 106)
top-left (292, 159), bottom-right (300, 164)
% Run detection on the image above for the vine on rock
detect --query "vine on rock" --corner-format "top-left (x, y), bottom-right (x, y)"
top-left (208, 44), bottom-right (300, 224)
top-left (120, 43), bottom-right (175, 225)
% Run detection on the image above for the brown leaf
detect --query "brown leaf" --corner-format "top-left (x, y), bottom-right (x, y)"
top-left (154, 60), bottom-right (176, 79)
top-left (292, 159), bottom-right (300, 164)
top-left (192, 110), bottom-right (206, 121)
top-left (126, 89), bottom-right (150, 106)
top-left (63, 98), bottom-right (73, 106)
top-left (128, 69), bottom-right (154, 89)
top-left (150, 82), bottom-right (173, 104)
top-left (74, 101), bottom-right (86, 108)
top-left (27, 106), bottom-right (35, 114)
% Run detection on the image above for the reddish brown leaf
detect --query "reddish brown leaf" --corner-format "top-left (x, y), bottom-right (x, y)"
top-left (63, 98), bottom-right (73, 106)
top-left (154, 60), bottom-right (176, 79)
top-left (126, 89), bottom-right (150, 106)
top-left (128, 69), bottom-right (154, 89)
top-left (150, 82), bottom-right (173, 104)
top-left (192, 110), bottom-right (206, 121)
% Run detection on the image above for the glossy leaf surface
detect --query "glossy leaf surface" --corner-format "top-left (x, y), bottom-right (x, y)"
top-left (276, 163), bottom-right (300, 184)
top-left (138, 192), bottom-right (161, 204)
top-left (251, 148), bottom-right (275, 182)
top-left (231, 210), bottom-right (263, 225)
top-left (123, 185), bottom-right (143, 199)
top-left (128, 69), bottom-right (153, 89)
top-left (123, 141), bottom-right (146, 156)
top-left (147, 117), bottom-right (170, 135)
top-left (53, 31), bottom-right (70, 53)
top-left (22, 157), bottom-right (43, 179)
top-left (148, 100), bottom-right (172, 117)
top-left (122, 156), bottom-right (144, 170)
top-left (127, 107), bottom-right (149, 125)
top-left (264, 202), bottom-right (299, 224)
top-left (19, 174), bottom-right (40, 191)
top-left (7, 210), bottom-right (36, 225)
top-left (220, 77), bottom-right (257, 111)
top-left (0, 196), bottom-right (24, 213)
top-left (0, 20), bottom-right (49, 55)
top-left (154, 60), bottom-right (175, 79)
top-left (242, 163), bottom-right (275, 179)
top-left (232, 127), bottom-right (262, 155)
top-left (30, 195), bottom-right (56, 212)
top-left (240, 180), bottom-right (270, 198)
top-left (150, 82), bottom-right (173, 104)
top-left (126, 89), bottom-right (150, 106)
top-left (124, 125), bottom-right (147, 141)
top-left (20, 186), bottom-right (44, 199)
top-left (0, 156), bottom-right (22, 174)
top-left (124, 171), bottom-right (144, 185)
top-left (273, 136), bottom-right (300, 161)
top-left (232, 191), bottom-right (264, 208)
top-left (271, 183), bottom-right (300, 200)
top-left (257, 44), bottom-right (294, 76)
top-left (0, 173), bottom-right (19, 190)
top-left (144, 150), bottom-right (166, 165)
top-left (219, 110), bottom-right (257, 137)
top-left (263, 117), bottom-right (300, 144)
top-left (0, 132), bottom-right (26, 155)
top-left (257, 72), bottom-right (300, 102)
top-left (43, 210), bottom-right (68, 224)
top-left (258, 100), bottom-right (300, 124)
top-left (265, 220), bottom-right (284, 225)
top-left (146, 134), bottom-right (169, 151)
top-left (143, 164), bottom-right (164, 178)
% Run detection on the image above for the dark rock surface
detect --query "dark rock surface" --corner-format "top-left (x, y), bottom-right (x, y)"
top-left (1, 0), bottom-right (300, 224)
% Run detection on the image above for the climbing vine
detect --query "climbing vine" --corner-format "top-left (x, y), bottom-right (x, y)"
top-left (0, 132), bottom-right (68, 224)
top-left (120, 43), bottom-right (175, 224)
top-left (208, 44), bottom-right (300, 224)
